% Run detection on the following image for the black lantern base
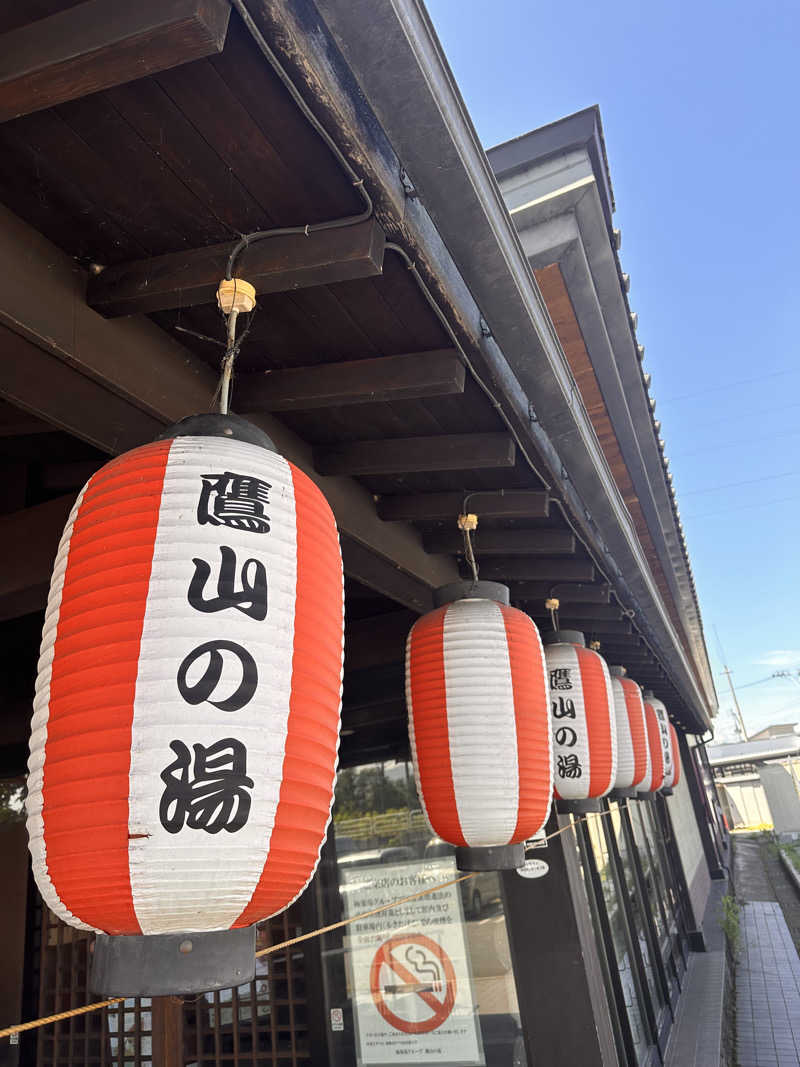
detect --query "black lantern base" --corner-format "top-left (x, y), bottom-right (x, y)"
top-left (91, 927), bottom-right (256, 997)
top-left (434, 580), bottom-right (510, 607)
top-left (660, 787), bottom-right (674, 797)
top-left (555, 797), bottom-right (602, 815)
top-left (608, 787), bottom-right (637, 800)
top-left (632, 791), bottom-right (653, 801)
top-left (455, 843), bottom-right (525, 871)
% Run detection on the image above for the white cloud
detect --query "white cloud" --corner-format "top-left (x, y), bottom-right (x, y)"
top-left (753, 650), bottom-right (800, 669)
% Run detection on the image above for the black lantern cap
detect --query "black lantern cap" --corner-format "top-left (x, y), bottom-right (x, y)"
top-left (157, 412), bottom-right (275, 450)
top-left (434, 580), bottom-right (510, 607)
top-left (542, 629), bottom-right (586, 647)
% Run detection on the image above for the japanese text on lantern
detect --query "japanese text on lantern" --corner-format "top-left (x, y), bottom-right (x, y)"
top-left (657, 712), bottom-right (672, 773)
top-left (159, 470), bottom-right (272, 835)
top-left (551, 667), bottom-right (582, 780)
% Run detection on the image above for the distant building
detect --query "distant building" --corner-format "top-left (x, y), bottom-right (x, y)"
top-left (750, 722), bottom-right (799, 741)
top-left (709, 727), bottom-right (800, 834)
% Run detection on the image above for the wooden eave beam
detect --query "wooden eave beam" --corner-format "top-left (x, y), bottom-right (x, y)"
top-left (315, 433), bottom-right (515, 476)
top-left (0, 495), bottom-right (74, 622)
top-left (377, 490), bottom-right (549, 522)
top-left (237, 350), bottom-right (464, 412)
top-left (424, 528), bottom-right (574, 556)
top-left (0, 0), bottom-right (231, 122)
top-left (527, 603), bottom-right (623, 623)
top-left (88, 218), bottom-right (386, 316)
top-left (340, 536), bottom-right (436, 614)
top-left (508, 580), bottom-right (610, 604)
top-left (566, 619), bottom-right (633, 637)
top-left (480, 558), bottom-right (595, 582)
top-left (0, 202), bottom-right (458, 618)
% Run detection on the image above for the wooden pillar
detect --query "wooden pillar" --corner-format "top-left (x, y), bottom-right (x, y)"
top-left (0, 823), bottom-right (29, 1067)
top-left (152, 996), bottom-right (183, 1066)
top-left (501, 810), bottom-right (617, 1067)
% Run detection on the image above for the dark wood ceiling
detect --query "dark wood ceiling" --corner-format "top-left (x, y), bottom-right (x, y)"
top-left (0, 0), bottom-right (697, 757)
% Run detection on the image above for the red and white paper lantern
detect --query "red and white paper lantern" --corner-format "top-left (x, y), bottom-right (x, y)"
top-left (544, 631), bottom-right (617, 802)
top-left (406, 584), bottom-right (552, 861)
top-left (645, 692), bottom-right (673, 793)
top-left (608, 667), bottom-right (649, 791)
top-left (642, 699), bottom-right (665, 793)
top-left (27, 419), bottom-right (344, 944)
top-left (661, 723), bottom-right (681, 791)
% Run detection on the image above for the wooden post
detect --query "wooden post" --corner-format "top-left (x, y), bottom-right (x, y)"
top-left (501, 810), bottom-right (617, 1066)
top-left (151, 996), bottom-right (183, 1067)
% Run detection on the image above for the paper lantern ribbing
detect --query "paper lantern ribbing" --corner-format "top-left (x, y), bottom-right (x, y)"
top-left (608, 667), bottom-right (649, 792)
top-left (644, 692), bottom-right (673, 793)
top-left (662, 724), bottom-right (681, 791)
top-left (642, 700), bottom-right (665, 792)
top-left (544, 631), bottom-right (617, 804)
top-left (27, 415), bottom-right (343, 992)
top-left (406, 582), bottom-right (552, 869)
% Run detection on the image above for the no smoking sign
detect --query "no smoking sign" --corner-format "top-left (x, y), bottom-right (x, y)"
top-left (369, 933), bottom-right (457, 1034)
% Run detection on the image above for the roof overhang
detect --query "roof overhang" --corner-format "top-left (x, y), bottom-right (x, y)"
top-left (489, 135), bottom-right (716, 710)
top-left (304, 0), bottom-right (714, 729)
top-left (708, 737), bottom-right (800, 766)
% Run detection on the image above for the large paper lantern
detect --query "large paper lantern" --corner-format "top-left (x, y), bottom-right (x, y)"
top-left (27, 414), bottom-right (344, 994)
top-left (642, 698), bottom-right (665, 793)
top-left (406, 581), bottom-right (552, 870)
top-left (608, 666), bottom-right (649, 794)
top-left (661, 723), bottom-right (681, 792)
top-left (544, 631), bottom-right (617, 810)
top-left (644, 691), bottom-right (673, 793)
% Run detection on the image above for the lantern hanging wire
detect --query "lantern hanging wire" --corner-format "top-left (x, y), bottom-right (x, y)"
top-left (457, 505), bottom-right (480, 586)
top-left (544, 596), bottom-right (560, 631)
top-left (215, 277), bottom-right (257, 414)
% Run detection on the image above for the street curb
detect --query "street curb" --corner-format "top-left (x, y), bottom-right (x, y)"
top-left (779, 851), bottom-right (800, 896)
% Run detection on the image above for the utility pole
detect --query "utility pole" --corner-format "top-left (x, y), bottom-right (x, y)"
top-left (714, 625), bottom-right (749, 742)
top-left (722, 665), bottom-right (749, 742)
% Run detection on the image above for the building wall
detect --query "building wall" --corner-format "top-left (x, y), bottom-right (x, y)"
top-left (666, 750), bottom-right (711, 925)
top-left (0, 821), bottom-right (28, 1067)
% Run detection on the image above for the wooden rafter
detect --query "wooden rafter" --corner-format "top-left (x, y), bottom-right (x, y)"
top-left (480, 558), bottom-right (595, 582)
top-left (315, 433), bottom-right (515, 476)
top-left (87, 217), bottom-right (386, 316)
top-left (237, 350), bottom-right (464, 412)
top-left (0, 0), bottom-right (231, 122)
top-left (424, 528), bottom-right (575, 556)
top-left (0, 202), bottom-right (458, 618)
top-left (377, 489), bottom-right (549, 522)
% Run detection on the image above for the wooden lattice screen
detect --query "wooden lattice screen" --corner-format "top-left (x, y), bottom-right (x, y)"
top-left (36, 898), bottom-right (310, 1066)
top-left (181, 907), bottom-right (310, 1065)
top-left (36, 905), bottom-right (152, 1067)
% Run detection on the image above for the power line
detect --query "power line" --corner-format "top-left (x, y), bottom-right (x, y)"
top-left (658, 366), bottom-right (797, 406)
top-left (675, 398), bottom-right (800, 432)
top-left (673, 425), bottom-right (800, 461)
top-left (682, 491), bottom-right (800, 521)
top-left (679, 470), bottom-right (796, 498)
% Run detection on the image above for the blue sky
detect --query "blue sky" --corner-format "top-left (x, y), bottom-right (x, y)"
top-left (427, 0), bottom-right (800, 739)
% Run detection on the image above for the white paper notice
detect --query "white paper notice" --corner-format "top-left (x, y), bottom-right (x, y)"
top-left (340, 858), bottom-right (485, 1067)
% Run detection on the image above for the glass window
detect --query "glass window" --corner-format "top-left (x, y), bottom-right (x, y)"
top-left (321, 759), bottom-right (527, 1067)
top-left (605, 806), bottom-right (666, 1022)
top-left (629, 804), bottom-right (670, 945)
top-left (583, 809), bottom-right (652, 1065)
top-left (631, 801), bottom-right (683, 951)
